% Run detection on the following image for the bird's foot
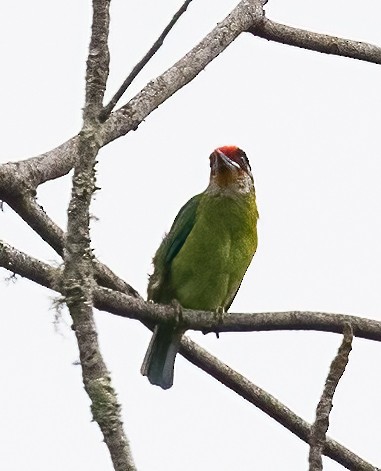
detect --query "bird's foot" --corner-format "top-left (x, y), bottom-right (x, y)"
top-left (213, 306), bottom-right (225, 339)
top-left (170, 299), bottom-right (184, 328)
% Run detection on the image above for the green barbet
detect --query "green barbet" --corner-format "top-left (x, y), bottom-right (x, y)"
top-left (141, 145), bottom-right (259, 389)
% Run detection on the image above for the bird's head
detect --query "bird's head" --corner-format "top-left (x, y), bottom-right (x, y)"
top-left (209, 145), bottom-right (254, 192)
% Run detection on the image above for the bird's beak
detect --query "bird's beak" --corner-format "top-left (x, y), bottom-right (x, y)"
top-left (213, 149), bottom-right (240, 172)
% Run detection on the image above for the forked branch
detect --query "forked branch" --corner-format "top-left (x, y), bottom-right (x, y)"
top-left (62, 1), bottom-right (136, 469)
top-left (309, 325), bottom-right (353, 470)
top-left (0, 241), bottom-right (377, 471)
top-left (101, 0), bottom-right (195, 119)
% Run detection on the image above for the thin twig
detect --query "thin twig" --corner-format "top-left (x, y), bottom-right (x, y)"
top-left (251, 18), bottom-right (381, 65)
top-left (104, 0), bottom-right (264, 142)
top-left (309, 324), bottom-right (354, 471)
top-left (0, 242), bottom-right (376, 471)
top-left (101, 0), bottom-right (195, 119)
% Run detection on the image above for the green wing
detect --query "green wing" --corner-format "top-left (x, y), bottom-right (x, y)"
top-left (148, 193), bottom-right (202, 303)
top-left (164, 194), bottom-right (202, 264)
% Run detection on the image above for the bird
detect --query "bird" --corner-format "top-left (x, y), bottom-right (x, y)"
top-left (141, 145), bottom-right (259, 389)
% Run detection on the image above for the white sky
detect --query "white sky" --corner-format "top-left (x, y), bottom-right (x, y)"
top-left (1, 1), bottom-right (381, 470)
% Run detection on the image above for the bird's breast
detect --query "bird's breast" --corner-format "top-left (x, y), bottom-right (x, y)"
top-left (169, 192), bottom-right (258, 310)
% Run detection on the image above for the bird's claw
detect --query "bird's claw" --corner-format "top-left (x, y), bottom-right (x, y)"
top-left (213, 306), bottom-right (225, 339)
top-left (170, 299), bottom-right (184, 327)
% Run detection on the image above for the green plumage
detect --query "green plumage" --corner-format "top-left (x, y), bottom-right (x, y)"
top-left (141, 146), bottom-right (258, 389)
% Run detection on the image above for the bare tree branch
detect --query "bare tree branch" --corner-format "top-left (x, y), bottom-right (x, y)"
top-left (0, 138), bottom-right (78, 192)
top-left (6, 195), bottom-right (66, 256)
top-left (1, 237), bottom-right (381, 343)
top-left (66, 137), bottom-right (137, 471)
top-left (0, 240), bottom-right (59, 289)
top-left (180, 336), bottom-right (374, 471)
top-left (101, 0), bottom-right (195, 119)
top-left (0, 0), bottom-right (264, 191)
top-left (0, 242), bottom-right (376, 471)
top-left (96, 287), bottom-right (381, 342)
top-left (104, 0), bottom-right (264, 142)
top-left (85, 0), bottom-right (111, 119)
top-left (3, 195), bottom-right (140, 298)
top-left (309, 324), bottom-right (354, 471)
top-left (251, 18), bottom-right (381, 65)
top-left (62, 1), bottom-right (137, 469)
top-left (1, 6), bottom-right (380, 197)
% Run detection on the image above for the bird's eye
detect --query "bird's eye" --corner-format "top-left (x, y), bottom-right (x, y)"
top-left (237, 150), bottom-right (251, 171)
top-left (243, 155), bottom-right (251, 170)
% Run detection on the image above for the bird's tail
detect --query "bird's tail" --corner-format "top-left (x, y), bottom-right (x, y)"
top-left (141, 325), bottom-right (184, 389)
